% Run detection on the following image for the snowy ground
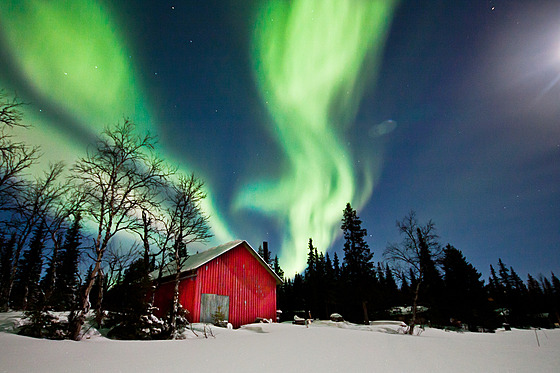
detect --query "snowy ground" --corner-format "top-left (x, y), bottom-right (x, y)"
top-left (1, 313), bottom-right (559, 372)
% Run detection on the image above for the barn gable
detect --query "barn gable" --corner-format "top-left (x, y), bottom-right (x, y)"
top-left (155, 240), bottom-right (283, 284)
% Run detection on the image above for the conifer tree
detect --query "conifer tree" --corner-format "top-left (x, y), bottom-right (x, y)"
top-left (383, 264), bottom-right (400, 309)
top-left (40, 233), bottom-right (61, 305)
top-left (51, 215), bottom-right (82, 310)
top-left (0, 235), bottom-right (15, 309)
top-left (273, 255), bottom-right (284, 279)
top-left (526, 274), bottom-right (546, 324)
top-left (323, 253), bottom-right (336, 315)
top-left (400, 275), bottom-right (410, 305)
top-left (305, 238), bottom-right (316, 279)
top-left (442, 245), bottom-right (487, 328)
top-left (527, 274), bottom-right (542, 298)
top-left (550, 272), bottom-right (560, 324)
top-left (332, 252), bottom-right (340, 281)
top-left (341, 203), bottom-right (374, 324)
top-left (385, 264), bottom-right (398, 295)
top-left (497, 259), bottom-right (513, 294)
top-left (488, 264), bottom-right (502, 307)
top-left (341, 203), bottom-right (373, 281)
top-left (13, 221), bottom-right (46, 310)
top-left (417, 229), bottom-right (444, 314)
top-left (105, 258), bottom-right (165, 340)
top-left (551, 273), bottom-right (560, 295)
top-left (304, 239), bottom-right (320, 317)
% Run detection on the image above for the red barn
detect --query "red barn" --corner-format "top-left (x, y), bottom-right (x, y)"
top-left (152, 240), bottom-right (282, 328)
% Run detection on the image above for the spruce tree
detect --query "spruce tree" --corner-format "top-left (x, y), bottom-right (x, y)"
top-left (400, 275), bottom-right (410, 306)
top-left (385, 264), bottom-right (398, 295)
top-left (51, 215), bottom-right (82, 310)
top-left (304, 239), bottom-right (320, 318)
top-left (324, 253), bottom-right (336, 316)
top-left (442, 245), bottom-right (487, 329)
top-left (383, 264), bottom-right (399, 309)
top-left (417, 228), bottom-right (443, 311)
top-left (550, 272), bottom-right (560, 325)
top-left (332, 252), bottom-right (340, 281)
top-left (497, 259), bottom-right (513, 294)
top-left (273, 255), bottom-right (284, 279)
top-left (0, 235), bottom-right (16, 309)
top-left (488, 264), bottom-right (502, 306)
top-left (40, 232), bottom-right (62, 305)
top-left (305, 239), bottom-right (316, 279)
top-left (526, 274), bottom-right (546, 325)
top-left (257, 245), bottom-right (264, 260)
top-left (12, 222), bottom-right (46, 310)
top-left (341, 203), bottom-right (373, 281)
top-left (341, 203), bottom-right (373, 324)
top-left (105, 259), bottom-right (165, 339)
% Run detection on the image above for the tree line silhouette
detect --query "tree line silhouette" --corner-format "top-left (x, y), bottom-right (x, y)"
top-left (278, 205), bottom-right (560, 331)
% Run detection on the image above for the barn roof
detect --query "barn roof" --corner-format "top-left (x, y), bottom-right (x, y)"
top-left (154, 240), bottom-right (283, 284)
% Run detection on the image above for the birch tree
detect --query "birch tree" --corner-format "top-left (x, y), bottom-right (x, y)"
top-left (384, 211), bottom-right (442, 334)
top-left (0, 91), bottom-right (39, 215)
top-left (68, 120), bottom-right (169, 340)
top-left (158, 173), bottom-right (211, 337)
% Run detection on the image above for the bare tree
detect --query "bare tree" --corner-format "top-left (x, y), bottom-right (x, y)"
top-left (0, 91), bottom-right (39, 215)
top-left (158, 173), bottom-right (212, 337)
top-left (103, 243), bottom-right (140, 288)
top-left (5, 162), bottom-right (66, 305)
top-left (68, 120), bottom-right (170, 340)
top-left (384, 211), bottom-right (442, 334)
top-left (42, 185), bottom-right (86, 302)
top-left (131, 207), bottom-right (165, 273)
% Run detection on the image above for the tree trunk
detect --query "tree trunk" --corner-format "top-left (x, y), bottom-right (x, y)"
top-left (409, 281), bottom-right (422, 335)
top-left (170, 267), bottom-right (181, 338)
top-left (44, 245), bottom-right (59, 303)
top-left (141, 211), bottom-right (151, 270)
top-left (21, 285), bottom-right (29, 311)
top-left (94, 269), bottom-right (104, 327)
top-left (69, 260), bottom-right (101, 340)
top-left (6, 242), bottom-right (25, 306)
top-left (362, 300), bottom-right (369, 325)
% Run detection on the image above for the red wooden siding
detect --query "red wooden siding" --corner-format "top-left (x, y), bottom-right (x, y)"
top-left (194, 243), bottom-right (277, 327)
top-left (153, 275), bottom-right (197, 322)
top-left (153, 241), bottom-right (278, 328)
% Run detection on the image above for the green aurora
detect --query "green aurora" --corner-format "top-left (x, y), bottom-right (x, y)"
top-left (241, 0), bottom-right (397, 274)
top-left (0, 0), bottom-right (397, 275)
top-left (0, 0), bottom-right (235, 244)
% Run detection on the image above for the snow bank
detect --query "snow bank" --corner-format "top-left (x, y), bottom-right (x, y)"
top-left (1, 313), bottom-right (559, 372)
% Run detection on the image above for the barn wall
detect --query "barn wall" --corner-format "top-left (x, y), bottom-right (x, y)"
top-left (153, 281), bottom-right (174, 318)
top-left (196, 244), bottom-right (277, 328)
top-left (152, 276), bottom-right (197, 322)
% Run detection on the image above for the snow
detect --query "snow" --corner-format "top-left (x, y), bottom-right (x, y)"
top-left (1, 313), bottom-right (559, 372)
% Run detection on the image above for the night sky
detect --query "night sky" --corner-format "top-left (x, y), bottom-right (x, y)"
top-left (0, 0), bottom-right (558, 278)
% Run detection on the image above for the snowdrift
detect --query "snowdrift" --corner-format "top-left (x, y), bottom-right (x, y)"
top-left (1, 312), bottom-right (559, 372)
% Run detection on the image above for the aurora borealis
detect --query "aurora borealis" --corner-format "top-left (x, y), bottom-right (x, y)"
top-left (239, 0), bottom-right (397, 273)
top-left (1, 0), bottom-right (559, 277)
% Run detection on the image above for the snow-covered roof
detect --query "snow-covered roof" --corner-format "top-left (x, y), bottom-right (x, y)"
top-left (153, 240), bottom-right (283, 284)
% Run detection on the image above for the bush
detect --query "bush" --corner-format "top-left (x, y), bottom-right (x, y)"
top-left (18, 310), bottom-right (67, 339)
top-left (106, 304), bottom-right (166, 340)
